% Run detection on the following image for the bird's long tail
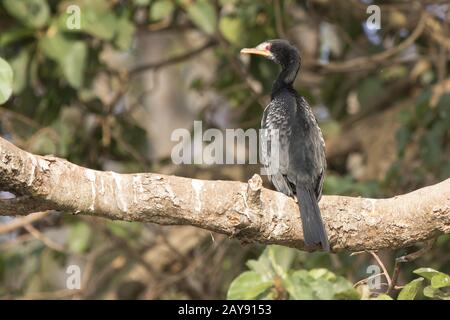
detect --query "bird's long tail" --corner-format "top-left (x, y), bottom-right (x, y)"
top-left (296, 185), bottom-right (330, 251)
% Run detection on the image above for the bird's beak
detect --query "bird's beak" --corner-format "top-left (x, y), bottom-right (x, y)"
top-left (240, 47), bottom-right (272, 57)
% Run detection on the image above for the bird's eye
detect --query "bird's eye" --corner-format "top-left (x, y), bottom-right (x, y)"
top-left (265, 44), bottom-right (272, 51)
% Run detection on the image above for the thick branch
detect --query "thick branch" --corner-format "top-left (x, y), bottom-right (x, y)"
top-left (0, 137), bottom-right (449, 252)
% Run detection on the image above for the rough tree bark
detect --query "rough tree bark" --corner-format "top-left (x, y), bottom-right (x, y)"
top-left (0, 137), bottom-right (449, 252)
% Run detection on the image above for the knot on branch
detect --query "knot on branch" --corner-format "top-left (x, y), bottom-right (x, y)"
top-left (246, 174), bottom-right (262, 210)
top-left (231, 174), bottom-right (263, 239)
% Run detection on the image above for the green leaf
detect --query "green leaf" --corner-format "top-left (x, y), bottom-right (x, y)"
top-left (68, 222), bottom-right (92, 253)
top-left (150, 0), bottom-right (175, 21)
top-left (397, 278), bottom-right (424, 300)
top-left (134, 0), bottom-right (151, 5)
top-left (39, 28), bottom-right (87, 88)
top-left (0, 27), bottom-right (35, 47)
top-left (0, 57), bottom-right (14, 104)
top-left (39, 27), bottom-right (72, 61)
top-left (81, 9), bottom-right (117, 40)
top-left (106, 220), bottom-right (142, 239)
top-left (9, 48), bottom-right (31, 94)
top-left (3, 0), bottom-right (50, 29)
top-left (246, 255), bottom-right (275, 281)
top-left (219, 16), bottom-right (245, 45)
top-left (115, 14), bottom-right (136, 50)
top-left (356, 284), bottom-right (371, 300)
top-left (310, 278), bottom-right (334, 300)
top-left (284, 270), bottom-right (315, 299)
top-left (309, 268), bottom-right (336, 281)
top-left (374, 294), bottom-right (393, 300)
top-left (423, 285), bottom-right (450, 300)
top-left (285, 268), bottom-right (359, 300)
top-left (246, 245), bottom-right (297, 281)
top-left (60, 1), bottom-right (117, 39)
top-left (413, 267), bottom-right (447, 281)
top-left (431, 273), bottom-right (450, 289)
top-left (227, 271), bottom-right (273, 300)
top-left (332, 277), bottom-right (361, 300)
top-left (267, 245), bottom-right (296, 278)
top-left (61, 41), bottom-right (87, 88)
top-left (186, 0), bottom-right (217, 34)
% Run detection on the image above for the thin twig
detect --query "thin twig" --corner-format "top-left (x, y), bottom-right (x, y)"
top-left (368, 251), bottom-right (393, 290)
top-left (315, 13), bottom-right (427, 73)
top-left (388, 239), bottom-right (436, 294)
top-left (216, 34), bottom-right (269, 108)
top-left (0, 211), bottom-right (50, 234)
top-left (24, 223), bottom-right (65, 252)
top-left (274, 0), bottom-right (287, 39)
top-left (16, 289), bottom-right (81, 300)
top-left (0, 233), bottom-right (34, 250)
top-left (353, 272), bottom-right (385, 288)
top-left (129, 39), bottom-right (217, 75)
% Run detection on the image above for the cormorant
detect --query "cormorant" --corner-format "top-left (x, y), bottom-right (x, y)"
top-left (241, 39), bottom-right (330, 251)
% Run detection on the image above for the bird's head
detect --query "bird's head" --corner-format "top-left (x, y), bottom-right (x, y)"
top-left (240, 39), bottom-right (299, 67)
top-left (241, 39), bottom-right (301, 86)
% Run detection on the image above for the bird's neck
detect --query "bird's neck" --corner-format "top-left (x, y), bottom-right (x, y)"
top-left (271, 58), bottom-right (300, 97)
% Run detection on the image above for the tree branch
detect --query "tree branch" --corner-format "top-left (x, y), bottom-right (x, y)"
top-left (311, 12), bottom-right (427, 74)
top-left (129, 39), bottom-right (217, 75)
top-left (0, 137), bottom-right (449, 252)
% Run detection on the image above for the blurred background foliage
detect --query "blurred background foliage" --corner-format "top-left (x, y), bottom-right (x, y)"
top-left (0, 0), bottom-right (449, 299)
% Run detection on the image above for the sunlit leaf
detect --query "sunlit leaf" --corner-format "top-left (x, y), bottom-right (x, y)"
top-left (186, 0), bottom-right (217, 35)
top-left (374, 294), bottom-right (393, 300)
top-left (397, 278), bottom-right (423, 300)
top-left (246, 246), bottom-right (275, 280)
top-left (150, 0), bottom-right (175, 21)
top-left (62, 41), bottom-right (87, 88)
top-left (423, 285), bottom-right (450, 300)
top-left (82, 10), bottom-right (116, 40)
top-left (115, 14), bottom-right (136, 50)
top-left (310, 278), bottom-right (334, 300)
top-left (413, 267), bottom-right (447, 281)
top-left (267, 245), bottom-right (296, 278)
top-left (3, 0), bottom-right (50, 29)
top-left (61, 1), bottom-right (117, 39)
top-left (9, 48), bottom-right (30, 94)
top-left (0, 27), bottom-right (34, 47)
top-left (219, 16), bottom-right (245, 45)
top-left (285, 268), bottom-right (359, 300)
top-left (0, 57), bottom-right (14, 104)
top-left (431, 273), bottom-right (450, 289)
top-left (332, 277), bottom-right (360, 300)
top-left (39, 28), bottom-right (87, 88)
top-left (246, 254), bottom-right (275, 281)
top-left (284, 270), bottom-right (315, 299)
top-left (134, 0), bottom-right (150, 5)
top-left (227, 271), bottom-right (273, 300)
top-left (39, 27), bottom-right (72, 61)
top-left (309, 268), bottom-right (336, 281)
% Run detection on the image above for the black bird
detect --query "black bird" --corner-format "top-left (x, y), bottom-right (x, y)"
top-left (241, 39), bottom-right (329, 251)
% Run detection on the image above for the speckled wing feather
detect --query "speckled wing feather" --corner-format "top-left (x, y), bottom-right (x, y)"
top-left (297, 96), bottom-right (327, 201)
top-left (261, 92), bottom-right (297, 197)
